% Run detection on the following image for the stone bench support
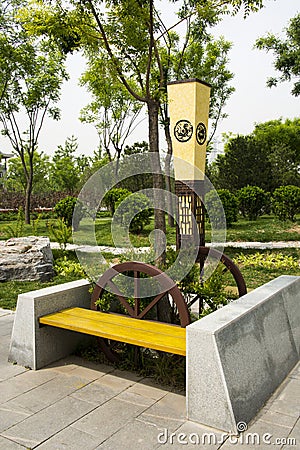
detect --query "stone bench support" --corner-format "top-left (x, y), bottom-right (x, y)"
top-left (8, 279), bottom-right (91, 370)
top-left (186, 275), bottom-right (300, 433)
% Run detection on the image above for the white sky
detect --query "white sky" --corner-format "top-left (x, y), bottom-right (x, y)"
top-left (1, 0), bottom-right (299, 158)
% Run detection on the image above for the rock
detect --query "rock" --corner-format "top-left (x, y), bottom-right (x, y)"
top-left (0, 236), bottom-right (54, 282)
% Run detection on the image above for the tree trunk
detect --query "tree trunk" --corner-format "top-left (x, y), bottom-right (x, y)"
top-left (147, 99), bottom-right (171, 323)
top-left (24, 156), bottom-right (34, 225)
top-left (164, 121), bottom-right (175, 228)
top-left (24, 175), bottom-right (33, 224)
top-left (147, 99), bottom-right (166, 263)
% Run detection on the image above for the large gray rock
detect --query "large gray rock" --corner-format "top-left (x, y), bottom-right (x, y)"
top-left (0, 236), bottom-right (54, 281)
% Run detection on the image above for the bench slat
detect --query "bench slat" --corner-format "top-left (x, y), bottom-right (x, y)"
top-left (39, 307), bottom-right (186, 356)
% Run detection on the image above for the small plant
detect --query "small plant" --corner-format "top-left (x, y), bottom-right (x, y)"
top-left (4, 207), bottom-right (25, 238)
top-left (237, 185), bottom-right (269, 220)
top-left (234, 252), bottom-right (299, 270)
top-left (48, 218), bottom-right (72, 250)
top-left (271, 185), bottom-right (300, 221)
top-left (54, 256), bottom-right (86, 278)
top-left (30, 213), bottom-right (42, 235)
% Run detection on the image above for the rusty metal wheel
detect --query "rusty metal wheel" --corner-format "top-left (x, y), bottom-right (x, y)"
top-left (185, 246), bottom-right (247, 316)
top-left (198, 246), bottom-right (247, 296)
top-left (91, 261), bottom-right (191, 363)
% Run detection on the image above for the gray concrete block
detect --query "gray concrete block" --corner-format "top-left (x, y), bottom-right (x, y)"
top-left (8, 279), bottom-right (91, 369)
top-left (187, 276), bottom-right (300, 433)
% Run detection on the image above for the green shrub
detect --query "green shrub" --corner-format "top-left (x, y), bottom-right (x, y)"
top-left (237, 186), bottom-right (268, 220)
top-left (54, 196), bottom-right (84, 231)
top-left (205, 189), bottom-right (238, 227)
top-left (271, 185), bottom-right (300, 221)
top-left (103, 188), bottom-right (131, 215)
top-left (114, 192), bottom-right (152, 234)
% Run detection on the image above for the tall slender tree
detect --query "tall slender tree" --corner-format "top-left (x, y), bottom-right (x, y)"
top-left (0, 0), bottom-right (68, 223)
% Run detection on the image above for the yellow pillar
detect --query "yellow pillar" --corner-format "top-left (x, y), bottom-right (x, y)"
top-left (167, 79), bottom-right (211, 180)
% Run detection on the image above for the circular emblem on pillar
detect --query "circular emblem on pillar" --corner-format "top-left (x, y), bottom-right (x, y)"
top-left (174, 120), bottom-right (193, 142)
top-left (196, 122), bottom-right (207, 145)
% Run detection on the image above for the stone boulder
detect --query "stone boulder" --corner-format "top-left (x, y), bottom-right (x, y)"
top-left (0, 236), bottom-right (54, 282)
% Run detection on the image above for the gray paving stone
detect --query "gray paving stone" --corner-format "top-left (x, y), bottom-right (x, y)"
top-left (258, 410), bottom-right (298, 429)
top-left (116, 389), bottom-right (161, 408)
top-left (70, 379), bottom-right (122, 406)
top-left (2, 373), bottom-right (92, 414)
top-left (0, 407), bottom-right (30, 433)
top-left (0, 372), bottom-right (45, 405)
top-left (72, 398), bottom-right (148, 441)
top-left (2, 395), bottom-right (96, 448)
top-left (92, 371), bottom-right (142, 394)
top-left (282, 418), bottom-right (300, 450)
top-left (98, 419), bottom-right (162, 450)
top-left (0, 436), bottom-right (26, 449)
top-left (140, 392), bottom-right (186, 421)
top-left (138, 392), bottom-right (186, 431)
top-left (36, 425), bottom-right (100, 450)
top-left (268, 378), bottom-right (300, 418)
top-left (0, 362), bottom-right (27, 381)
top-left (122, 378), bottom-right (171, 401)
top-left (67, 363), bottom-right (113, 381)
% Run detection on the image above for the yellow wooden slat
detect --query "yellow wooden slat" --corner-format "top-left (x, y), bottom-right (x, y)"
top-left (57, 307), bottom-right (185, 337)
top-left (39, 308), bottom-right (186, 356)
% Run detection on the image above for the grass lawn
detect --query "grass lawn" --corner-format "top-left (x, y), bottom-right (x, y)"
top-left (223, 215), bottom-right (300, 242)
top-left (1, 214), bottom-right (299, 245)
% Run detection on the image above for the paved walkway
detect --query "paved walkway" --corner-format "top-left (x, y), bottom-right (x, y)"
top-left (50, 241), bottom-right (300, 254)
top-left (0, 309), bottom-right (299, 449)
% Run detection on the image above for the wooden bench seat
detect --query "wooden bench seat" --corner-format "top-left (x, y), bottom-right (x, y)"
top-left (39, 307), bottom-right (186, 356)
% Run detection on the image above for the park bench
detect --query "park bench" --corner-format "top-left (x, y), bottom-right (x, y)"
top-left (39, 262), bottom-right (191, 360)
top-left (39, 307), bottom-right (186, 355)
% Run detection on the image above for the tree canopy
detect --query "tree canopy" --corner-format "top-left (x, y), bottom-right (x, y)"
top-left (210, 118), bottom-right (300, 192)
top-left (256, 12), bottom-right (300, 96)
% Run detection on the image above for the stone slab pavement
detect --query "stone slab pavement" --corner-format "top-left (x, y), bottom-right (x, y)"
top-left (0, 309), bottom-right (299, 449)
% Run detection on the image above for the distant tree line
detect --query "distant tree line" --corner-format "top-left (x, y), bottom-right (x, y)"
top-left (208, 118), bottom-right (300, 193)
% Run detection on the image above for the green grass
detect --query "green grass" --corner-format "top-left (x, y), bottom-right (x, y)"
top-left (222, 215), bottom-right (300, 242)
top-left (223, 247), bottom-right (300, 290)
top-left (0, 250), bottom-right (82, 310)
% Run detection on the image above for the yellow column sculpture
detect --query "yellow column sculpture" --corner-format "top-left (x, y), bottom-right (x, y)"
top-left (167, 79), bottom-right (211, 180)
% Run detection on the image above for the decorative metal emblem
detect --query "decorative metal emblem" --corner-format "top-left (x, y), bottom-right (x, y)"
top-left (196, 122), bottom-right (207, 145)
top-left (174, 120), bottom-right (193, 142)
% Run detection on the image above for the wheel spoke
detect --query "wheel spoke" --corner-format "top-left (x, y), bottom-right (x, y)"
top-left (107, 280), bottom-right (135, 317)
top-left (134, 271), bottom-right (140, 317)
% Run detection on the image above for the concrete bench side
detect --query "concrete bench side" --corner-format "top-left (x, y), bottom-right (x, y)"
top-left (8, 279), bottom-right (91, 370)
top-left (186, 275), bottom-right (300, 433)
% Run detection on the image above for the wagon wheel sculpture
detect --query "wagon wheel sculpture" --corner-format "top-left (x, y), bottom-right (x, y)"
top-left (91, 261), bottom-right (191, 363)
top-left (188, 246), bottom-right (247, 314)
